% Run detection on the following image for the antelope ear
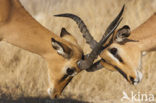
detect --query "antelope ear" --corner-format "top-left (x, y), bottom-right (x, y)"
top-left (115, 25), bottom-right (131, 42)
top-left (51, 38), bottom-right (72, 59)
top-left (60, 27), bottom-right (71, 37)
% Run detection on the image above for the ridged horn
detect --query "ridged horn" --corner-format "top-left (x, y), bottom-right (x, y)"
top-left (54, 13), bottom-right (97, 49)
top-left (78, 5), bottom-right (125, 70)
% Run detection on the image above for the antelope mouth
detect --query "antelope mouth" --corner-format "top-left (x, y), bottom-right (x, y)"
top-left (133, 71), bottom-right (143, 85)
top-left (114, 66), bottom-right (143, 85)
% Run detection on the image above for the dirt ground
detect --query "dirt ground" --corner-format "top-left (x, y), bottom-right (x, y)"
top-left (0, 0), bottom-right (155, 103)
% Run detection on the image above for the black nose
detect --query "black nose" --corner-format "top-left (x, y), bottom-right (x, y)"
top-left (130, 76), bottom-right (135, 84)
top-left (54, 94), bottom-right (58, 99)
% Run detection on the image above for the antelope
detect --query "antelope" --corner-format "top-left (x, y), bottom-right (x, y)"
top-left (99, 13), bottom-right (156, 85)
top-left (0, 0), bottom-right (124, 98)
top-left (55, 11), bottom-right (156, 85)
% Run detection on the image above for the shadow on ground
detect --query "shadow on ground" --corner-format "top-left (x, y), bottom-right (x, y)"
top-left (0, 97), bottom-right (88, 103)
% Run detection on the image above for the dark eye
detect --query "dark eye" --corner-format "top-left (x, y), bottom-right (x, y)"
top-left (110, 48), bottom-right (117, 55)
top-left (66, 68), bottom-right (75, 75)
top-left (121, 33), bottom-right (130, 37)
top-left (110, 48), bottom-right (118, 55)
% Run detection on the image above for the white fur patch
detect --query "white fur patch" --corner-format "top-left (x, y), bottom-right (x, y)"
top-left (47, 87), bottom-right (54, 96)
top-left (107, 52), bottom-right (120, 64)
top-left (51, 42), bottom-right (66, 56)
top-left (116, 36), bottom-right (123, 42)
top-left (47, 72), bottom-right (54, 96)
top-left (138, 54), bottom-right (142, 70)
top-left (137, 71), bottom-right (143, 81)
top-left (133, 71), bottom-right (143, 85)
top-left (142, 51), bottom-right (147, 56)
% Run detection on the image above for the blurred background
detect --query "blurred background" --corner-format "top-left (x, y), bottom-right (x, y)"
top-left (0, 0), bottom-right (155, 103)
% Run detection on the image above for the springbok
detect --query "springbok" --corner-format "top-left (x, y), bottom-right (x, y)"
top-left (55, 12), bottom-right (156, 85)
top-left (0, 0), bottom-right (124, 98)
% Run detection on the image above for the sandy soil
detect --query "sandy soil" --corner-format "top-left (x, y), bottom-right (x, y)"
top-left (0, 0), bottom-right (155, 103)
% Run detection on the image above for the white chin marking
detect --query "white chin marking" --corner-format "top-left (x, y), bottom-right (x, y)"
top-left (137, 71), bottom-right (143, 81)
top-left (133, 71), bottom-right (143, 85)
top-left (47, 88), bottom-right (54, 96)
top-left (134, 82), bottom-right (138, 86)
top-left (107, 52), bottom-right (120, 64)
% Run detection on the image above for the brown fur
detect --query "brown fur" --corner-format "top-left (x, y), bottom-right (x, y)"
top-left (0, 0), bottom-right (155, 102)
top-left (0, 0), bottom-right (83, 98)
top-left (100, 14), bottom-right (156, 84)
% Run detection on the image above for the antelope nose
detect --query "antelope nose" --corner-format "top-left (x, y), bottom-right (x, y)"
top-left (130, 71), bottom-right (143, 85)
top-left (51, 93), bottom-right (60, 99)
top-left (54, 94), bottom-right (59, 99)
top-left (47, 88), bottom-right (61, 99)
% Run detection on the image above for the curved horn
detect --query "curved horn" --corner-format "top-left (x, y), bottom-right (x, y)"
top-left (78, 5), bottom-right (125, 70)
top-left (54, 14), bottom-right (97, 49)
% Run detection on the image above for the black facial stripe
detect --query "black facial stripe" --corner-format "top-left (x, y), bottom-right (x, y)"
top-left (115, 54), bottom-right (123, 63)
top-left (101, 58), bottom-right (106, 62)
top-left (102, 59), bottom-right (128, 81)
top-left (113, 66), bottom-right (128, 81)
top-left (59, 74), bottom-right (68, 83)
top-left (61, 77), bottom-right (73, 93)
top-left (109, 48), bottom-right (123, 63)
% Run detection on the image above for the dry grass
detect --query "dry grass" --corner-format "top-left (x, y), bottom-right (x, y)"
top-left (0, 0), bottom-right (155, 103)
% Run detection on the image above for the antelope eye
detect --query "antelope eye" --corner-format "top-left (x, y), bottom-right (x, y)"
top-left (66, 68), bottom-right (75, 75)
top-left (109, 48), bottom-right (117, 55)
top-left (122, 33), bottom-right (129, 37)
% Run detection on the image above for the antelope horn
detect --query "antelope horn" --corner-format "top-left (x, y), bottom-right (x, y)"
top-left (78, 5), bottom-right (125, 70)
top-left (54, 13), bottom-right (97, 49)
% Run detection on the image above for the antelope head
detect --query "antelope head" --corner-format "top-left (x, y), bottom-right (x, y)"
top-left (99, 25), bottom-right (143, 85)
top-left (100, 14), bottom-right (156, 85)
top-left (54, 5), bottom-right (142, 86)
top-left (47, 27), bottom-right (84, 98)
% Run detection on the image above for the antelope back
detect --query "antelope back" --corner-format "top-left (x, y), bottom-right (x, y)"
top-left (0, 0), bottom-right (11, 23)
